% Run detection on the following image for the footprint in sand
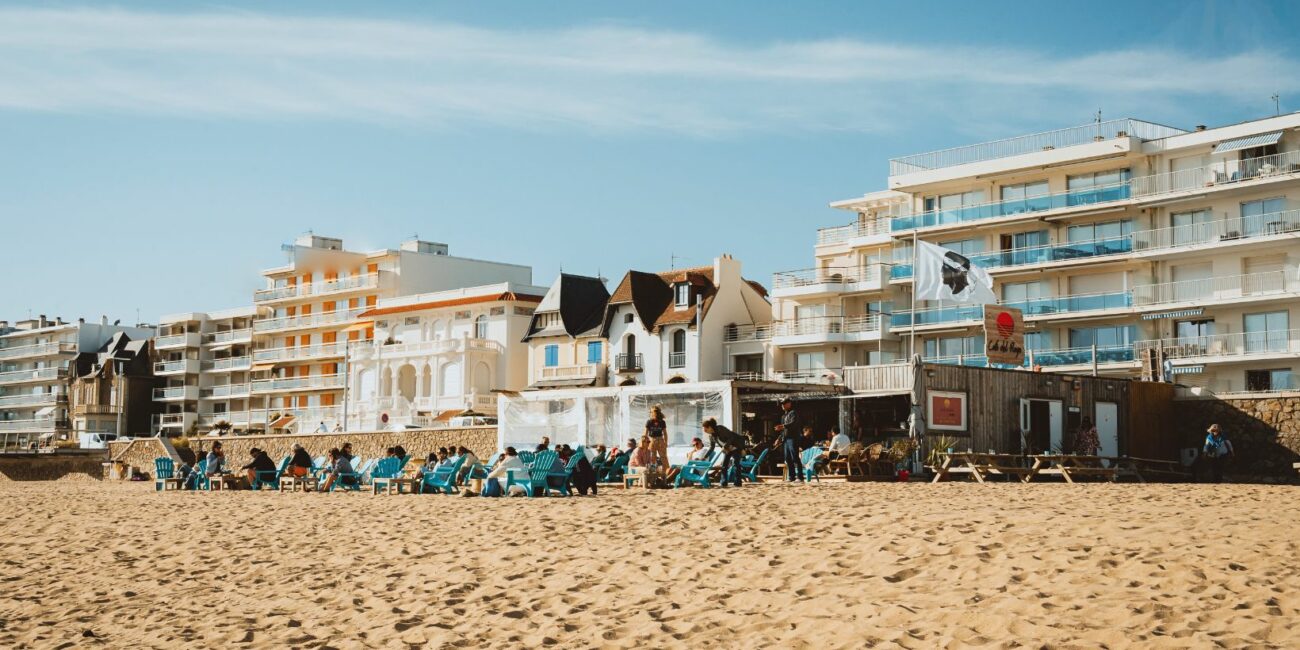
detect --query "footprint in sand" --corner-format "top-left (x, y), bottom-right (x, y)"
top-left (884, 568), bottom-right (920, 583)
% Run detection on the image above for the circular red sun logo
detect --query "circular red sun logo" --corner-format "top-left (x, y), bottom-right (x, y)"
top-left (996, 311), bottom-right (1015, 338)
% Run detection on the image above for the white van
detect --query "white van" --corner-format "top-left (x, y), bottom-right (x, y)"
top-left (78, 432), bottom-right (120, 449)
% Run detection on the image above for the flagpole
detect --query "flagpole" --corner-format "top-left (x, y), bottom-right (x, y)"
top-left (909, 228), bottom-right (917, 359)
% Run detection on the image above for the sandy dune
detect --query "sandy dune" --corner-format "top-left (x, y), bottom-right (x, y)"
top-left (0, 481), bottom-right (1297, 649)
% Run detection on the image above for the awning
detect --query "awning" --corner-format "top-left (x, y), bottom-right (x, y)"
top-left (1212, 131), bottom-right (1282, 154)
top-left (342, 322), bottom-right (372, 333)
top-left (1141, 308), bottom-right (1205, 321)
top-left (208, 343), bottom-right (232, 353)
top-left (529, 378), bottom-right (598, 389)
top-left (34, 406), bottom-right (56, 417)
top-left (249, 362), bottom-right (277, 372)
top-left (1171, 365), bottom-right (1205, 375)
top-left (433, 409), bottom-right (465, 422)
top-left (269, 414), bottom-right (296, 429)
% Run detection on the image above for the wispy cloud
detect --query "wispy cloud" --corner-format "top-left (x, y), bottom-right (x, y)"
top-left (0, 7), bottom-right (1295, 135)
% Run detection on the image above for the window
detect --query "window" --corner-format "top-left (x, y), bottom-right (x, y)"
top-left (669, 330), bottom-right (687, 368)
top-left (474, 315), bottom-right (489, 339)
top-left (1023, 331), bottom-right (1054, 351)
top-left (404, 316), bottom-right (420, 326)
top-left (1068, 219), bottom-right (1132, 243)
top-left (1068, 325), bottom-right (1136, 349)
top-left (1066, 168), bottom-right (1130, 206)
top-left (1171, 209), bottom-right (1213, 245)
top-left (544, 345), bottom-right (559, 368)
top-left (999, 180), bottom-right (1050, 214)
top-left (587, 341), bottom-right (602, 364)
top-left (675, 283), bottom-right (691, 307)
top-left (794, 352), bottom-right (825, 371)
top-left (454, 311), bottom-right (471, 320)
top-left (924, 190), bottom-right (985, 225)
top-left (1175, 319), bottom-right (1215, 342)
top-left (923, 335), bottom-right (984, 359)
top-left (1244, 311), bottom-right (1289, 353)
top-left (513, 306), bottom-right (535, 316)
top-left (938, 238), bottom-right (984, 256)
top-left (1001, 281), bottom-right (1049, 304)
top-left (623, 313), bottom-right (634, 324)
top-left (490, 306), bottom-right (505, 316)
top-left (1241, 197), bottom-right (1286, 236)
top-left (1246, 369), bottom-right (1293, 392)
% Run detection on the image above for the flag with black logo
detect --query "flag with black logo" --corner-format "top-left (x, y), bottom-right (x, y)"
top-left (913, 240), bottom-right (997, 304)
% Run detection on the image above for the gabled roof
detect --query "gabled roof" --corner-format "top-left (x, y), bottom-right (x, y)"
top-left (606, 266), bottom-right (719, 332)
top-left (523, 274), bottom-right (610, 341)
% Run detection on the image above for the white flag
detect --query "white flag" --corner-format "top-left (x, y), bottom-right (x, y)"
top-left (913, 240), bottom-right (997, 304)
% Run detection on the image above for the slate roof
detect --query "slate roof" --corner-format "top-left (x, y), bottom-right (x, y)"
top-left (523, 273), bottom-right (610, 341)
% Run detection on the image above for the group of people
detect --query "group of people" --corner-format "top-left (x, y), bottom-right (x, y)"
top-left (479, 439), bottom-right (599, 496)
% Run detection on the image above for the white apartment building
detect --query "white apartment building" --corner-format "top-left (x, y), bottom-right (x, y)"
top-left (0, 315), bottom-right (153, 448)
top-left (344, 282), bottom-right (547, 430)
top-left (250, 234), bottom-right (532, 432)
top-left (153, 306), bottom-right (256, 435)
top-left (767, 113), bottom-right (1300, 396)
top-left (604, 255), bottom-right (772, 386)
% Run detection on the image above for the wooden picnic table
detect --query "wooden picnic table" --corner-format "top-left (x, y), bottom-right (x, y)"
top-left (930, 452), bottom-right (1038, 483)
top-left (1028, 454), bottom-right (1118, 483)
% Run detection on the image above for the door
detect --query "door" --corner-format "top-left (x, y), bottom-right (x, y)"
top-left (1047, 400), bottom-right (1063, 452)
top-left (1095, 402), bottom-right (1119, 459)
top-left (1026, 400), bottom-right (1050, 453)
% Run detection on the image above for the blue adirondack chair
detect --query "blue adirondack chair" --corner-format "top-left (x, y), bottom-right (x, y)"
top-left (462, 452), bottom-right (501, 484)
top-left (739, 448), bottom-right (770, 483)
top-left (600, 453), bottom-right (630, 483)
top-left (184, 458), bottom-right (210, 491)
top-left (368, 456), bottom-right (407, 494)
top-left (518, 450), bottom-right (535, 465)
top-left (801, 447), bottom-right (826, 482)
top-left (507, 450), bottom-right (557, 497)
top-left (328, 458), bottom-right (366, 492)
top-left (154, 457), bottom-right (180, 491)
top-left (250, 456), bottom-right (291, 490)
top-left (420, 455), bottom-right (468, 494)
top-left (674, 451), bottom-right (720, 488)
top-left (545, 447), bottom-right (584, 497)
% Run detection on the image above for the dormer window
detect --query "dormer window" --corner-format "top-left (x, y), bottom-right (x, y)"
top-left (624, 313), bottom-right (634, 324)
top-left (675, 283), bottom-right (690, 307)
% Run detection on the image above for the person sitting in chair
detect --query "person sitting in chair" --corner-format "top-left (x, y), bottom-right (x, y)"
top-left (825, 425), bottom-right (851, 461)
top-left (319, 448), bottom-right (357, 491)
top-left (484, 446), bottom-right (527, 497)
top-left (287, 443), bottom-right (313, 478)
top-left (241, 448), bottom-right (277, 487)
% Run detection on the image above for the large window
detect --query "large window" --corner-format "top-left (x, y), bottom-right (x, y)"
top-left (924, 335), bottom-right (985, 359)
top-left (999, 180), bottom-right (1050, 214)
top-left (1171, 209), bottom-right (1213, 245)
top-left (669, 330), bottom-right (687, 368)
top-left (1068, 219), bottom-right (1132, 243)
top-left (938, 238), bottom-right (984, 256)
top-left (1066, 168), bottom-right (1130, 206)
top-left (544, 345), bottom-right (559, 368)
top-left (924, 190), bottom-right (985, 224)
top-left (1244, 311), bottom-right (1289, 353)
top-left (1175, 319), bottom-right (1215, 341)
top-left (1002, 281), bottom-right (1050, 304)
top-left (793, 352), bottom-right (825, 371)
top-left (1241, 197), bottom-right (1286, 236)
top-left (1068, 325), bottom-right (1136, 349)
top-left (474, 315), bottom-right (489, 339)
top-left (1023, 331), bottom-right (1054, 351)
top-left (1246, 369), bottom-right (1293, 392)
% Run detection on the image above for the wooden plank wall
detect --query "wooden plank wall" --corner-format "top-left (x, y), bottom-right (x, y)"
top-left (1127, 380), bottom-right (1178, 460)
top-left (920, 364), bottom-right (1136, 454)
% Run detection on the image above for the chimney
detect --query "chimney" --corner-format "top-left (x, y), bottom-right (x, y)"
top-left (38, 314), bottom-right (47, 328)
top-left (56, 317), bottom-right (65, 326)
top-left (1195, 125), bottom-right (1207, 131)
top-left (101, 315), bottom-right (109, 326)
top-left (78, 318), bottom-right (85, 324)
top-left (713, 254), bottom-right (742, 290)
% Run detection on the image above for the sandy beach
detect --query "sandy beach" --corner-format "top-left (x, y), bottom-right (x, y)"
top-left (1, 480), bottom-right (1297, 649)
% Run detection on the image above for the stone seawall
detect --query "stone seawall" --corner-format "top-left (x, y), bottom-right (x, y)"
top-left (0, 453), bottom-right (108, 481)
top-left (106, 428), bottom-right (498, 477)
top-left (1177, 394), bottom-right (1300, 479)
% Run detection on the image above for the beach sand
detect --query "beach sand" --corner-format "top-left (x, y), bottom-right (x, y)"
top-left (0, 480), bottom-right (1297, 649)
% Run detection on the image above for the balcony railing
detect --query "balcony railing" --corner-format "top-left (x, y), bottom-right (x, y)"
top-left (1132, 271), bottom-right (1286, 307)
top-left (723, 323), bottom-right (773, 342)
top-left (206, 328), bottom-right (252, 345)
top-left (773, 315), bottom-right (883, 338)
top-left (892, 182), bottom-right (1131, 231)
top-left (153, 359), bottom-right (199, 375)
top-left (890, 235), bottom-right (1133, 280)
top-left (250, 373), bottom-right (345, 393)
top-left (892, 291), bottom-right (1130, 328)
top-left (923, 345), bottom-right (1136, 369)
top-left (204, 356), bottom-right (252, 372)
top-left (614, 353), bottom-right (643, 372)
top-left (0, 418), bottom-right (67, 432)
top-left (772, 367), bottom-right (843, 383)
top-left (0, 392), bottom-right (65, 407)
top-left (154, 413), bottom-right (191, 427)
top-left (154, 332), bottom-right (200, 349)
top-left (200, 383), bottom-right (251, 399)
top-left (668, 352), bottom-right (687, 369)
top-left (264, 406), bottom-right (343, 427)
top-left (815, 219), bottom-right (892, 246)
top-left (254, 273), bottom-right (380, 302)
top-left (889, 118), bottom-right (1185, 175)
top-left (0, 341), bottom-right (76, 360)
top-left (253, 308), bottom-right (364, 333)
top-left (74, 403), bottom-right (120, 415)
top-left (153, 386), bottom-right (197, 401)
top-left (252, 344), bottom-right (347, 363)
top-left (1135, 328), bottom-right (1300, 361)
top-left (539, 364), bottom-right (604, 380)
top-left (1130, 149), bottom-right (1300, 196)
top-left (843, 363), bottom-right (913, 393)
top-left (771, 264), bottom-right (886, 292)
top-left (1133, 209), bottom-right (1300, 251)
top-left (0, 367), bottom-right (68, 385)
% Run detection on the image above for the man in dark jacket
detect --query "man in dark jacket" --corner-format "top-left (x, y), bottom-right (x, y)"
top-left (241, 448), bottom-right (278, 487)
top-left (774, 398), bottom-right (803, 482)
top-left (702, 418), bottom-right (746, 487)
top-left (288, 444), bottom-right (314, 477)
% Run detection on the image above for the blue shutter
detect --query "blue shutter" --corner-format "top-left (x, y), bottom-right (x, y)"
top-left (545, 345), bottom-right (559, 367)
top-left (587, 341), bottom-right (602, 364)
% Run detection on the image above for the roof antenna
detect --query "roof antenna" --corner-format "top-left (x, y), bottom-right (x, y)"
top-left (1273, 93), bottom-right (1281, 116)
top-left (671, 253), bottom-right (685, 269)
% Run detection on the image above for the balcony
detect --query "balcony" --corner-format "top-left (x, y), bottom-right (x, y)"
top-left (668, 352), bottom-right (687, 369)
top-left (265, 406), bottom-right (343, 426)
top-left (1136, 328), bottom-right (1300, 364)
top-left (0, 392), bottom-right (65, 408)
top-left (154, 385), bottom-right (199, 401)
top-left (154, 332), bottom-right (201, 349)
top-left (0, 341), bottom-right (76, 360)
top-left (1133, 209), bottom-right (1300, 253)
top-left (1130, 149), bottom-right (1300, 196)
top-left (723, 323), bottom-right (773, 343)
top-left (892, 182), bottom-right (1130, 231)
top-left (1132, 271), bottom-right (1289, 308)
top-left (200, 383), bottom-right (251, 399)
top-left (153, 358), bottom-right (200, 375)
top-left (253, 308), bottom-right (364, 333)
top-left (197, 412), bottom-right (251, 428)
top-left (0, 417), bottom-right (68, 432)
top-left (254, 273), bottom-right (380, 303)
top-left (893, 292), bottom-right (1131, 329)
top-left (250, 373), bottom-right (345, 393)
top-left (203, 356), bottom-right (252, 372)
top-left (843, 363), bottom-right (914, 394)
top-left (890, 235), bottom-right (1133, 280)
top-left (771, 315), bottom-right (886, 346)
top-left (539, 364), bottom-right (605, 381)
top-left (153, 412), bottom-right (195, 430)
top-left (771, 264), bottom-right (887, 298)
top-left (614, 353), bottom-right (643, 373)
top-left (772, 367), bottom-right (843, 384)
top-left (253, 343), bottom-right (348, 363)
top-left (815, 219), bottom-right (892, 247)
top-left (0, 367), bottom-right (68, 385)
top-left (205, 328), bottom-right (253, 346)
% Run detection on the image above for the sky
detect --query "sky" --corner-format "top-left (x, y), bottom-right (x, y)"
top-left (1, 0), bottom-right (1298, 324)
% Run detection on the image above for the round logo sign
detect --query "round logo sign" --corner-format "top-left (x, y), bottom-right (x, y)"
top-left (995, 311), bottom-right (1015, 338)
top-left (381, 413), bottom-right (389, 424)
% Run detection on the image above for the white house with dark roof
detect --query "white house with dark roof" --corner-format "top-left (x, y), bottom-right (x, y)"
top-left (521, 273), bottom-right (611, 389)
top-left (602, 254), bottom-right (772, 386)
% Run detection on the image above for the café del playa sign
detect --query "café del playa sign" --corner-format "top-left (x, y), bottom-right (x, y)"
top-left (983, 305), bottom-right (1025, 366)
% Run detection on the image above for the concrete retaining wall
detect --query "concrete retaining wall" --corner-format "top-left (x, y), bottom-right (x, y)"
top-left (0, 453), bottom-right (108, 481)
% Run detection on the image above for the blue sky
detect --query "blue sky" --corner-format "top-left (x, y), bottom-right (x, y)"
top-left (1, 1), bottom-right (1297, 323)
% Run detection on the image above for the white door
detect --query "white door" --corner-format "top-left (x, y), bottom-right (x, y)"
top-left (1095, 402), bottom-right (1119, 458)
top-left (1048, 400), bottom-right (1063, 452)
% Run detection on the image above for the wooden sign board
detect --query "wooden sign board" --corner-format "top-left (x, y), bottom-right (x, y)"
top-left (983, 305), bottom-right (1025, 366)
top-left (928, 390), bottom-right (967, 431)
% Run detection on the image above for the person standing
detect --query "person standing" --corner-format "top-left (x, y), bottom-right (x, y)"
top-left (774, 398), bottom-right (803, 482)
top-left (1074, 417), bottom-right (1101, 456)
top-left (645, 405), bottom-right (670, 469)
top-left (1202, 423), bottom-right (1233, 483)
